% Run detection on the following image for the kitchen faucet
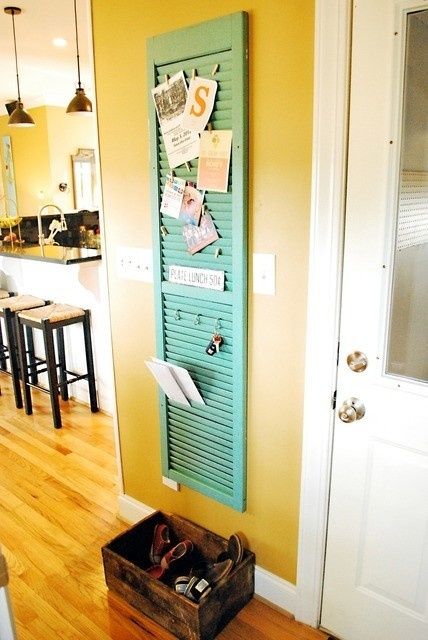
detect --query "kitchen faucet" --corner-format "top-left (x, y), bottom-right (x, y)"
top-left (37, 204), bottom-right (67, 246)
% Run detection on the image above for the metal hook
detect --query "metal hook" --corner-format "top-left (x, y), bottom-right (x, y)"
top-left (214, 317), bottom-right (222, 332)
top-left (174, 309), bottom-right (181, 321)
top-left (194, 314), bottom-right (201, 325)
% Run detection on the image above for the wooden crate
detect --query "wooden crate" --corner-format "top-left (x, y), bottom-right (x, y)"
top-left (102, 511), bottom-right (255, 640)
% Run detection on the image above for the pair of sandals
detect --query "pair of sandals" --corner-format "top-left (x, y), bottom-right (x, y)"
top-left (146, 523), bottom-right (193, 579)
top-left (174, 532), bottom-right (244, 603)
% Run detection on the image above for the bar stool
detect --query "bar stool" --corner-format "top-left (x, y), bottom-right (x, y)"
top-left (16, 303), bottom-right (98, 429)
top-left (0, 289), bottom-right (12, 372)
top-left (0, 294), bottom-right (46, 408)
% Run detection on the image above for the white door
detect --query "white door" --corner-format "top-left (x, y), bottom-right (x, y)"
top-left (321, 2), bottom-right (428, 640)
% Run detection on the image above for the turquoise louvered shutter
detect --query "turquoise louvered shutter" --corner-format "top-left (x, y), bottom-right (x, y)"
top-left (147, 12), bottom-right (248, 511)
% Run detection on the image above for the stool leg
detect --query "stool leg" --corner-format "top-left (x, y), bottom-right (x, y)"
top-left (16, 319), bottom-right (32, 415)
top-left (25, 326), bottom-right (38, 385)
top-left (42, 319), bottom-right (62, 429)
top-left (83, 311), bottom-right (98, 413)
top-left (56, 327), bottom-right (68, 401)
top-left (0, 320), bottom-right (7, 371)
top-left (4, 310), bottom-right (22, 409)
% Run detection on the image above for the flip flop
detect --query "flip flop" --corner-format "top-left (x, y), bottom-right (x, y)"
top-left (184, 575), bottom-right (212, 602)
top-left (177, 558), bottom-right (234, 601)
top-left (149, 523), bottom-right (171, 565)
top-left (204, 558), bottom-right (234, 585)
top-left (217, 533), bottom-right (244, 566)
top-left (160, 539), bottom-right (193, 571)
top-left (147, 539), bottom-right (193, 580)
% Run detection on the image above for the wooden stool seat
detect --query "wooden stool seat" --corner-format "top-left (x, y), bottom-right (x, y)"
top-left (0, 295), bottom-right (45, 313)
top-left (16, 305), bottom-right (98, 428)
top-left (18, 303), bottom-right (85, 324)
top-left (0, 295), bottom-right (46, 408)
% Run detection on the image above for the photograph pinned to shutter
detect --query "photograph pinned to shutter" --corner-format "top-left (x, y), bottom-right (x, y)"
top-left (147, 12), bottom-right (248, 511)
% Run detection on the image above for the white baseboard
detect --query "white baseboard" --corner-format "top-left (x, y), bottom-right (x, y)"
top-left (118, 493), bottom-right (155, 524)
top-left (254, 565), bottom-right (296, 613)
top-left (117, 493), bottom-right (296, 616)
top-left (70, 380), bottom-right (115, 415)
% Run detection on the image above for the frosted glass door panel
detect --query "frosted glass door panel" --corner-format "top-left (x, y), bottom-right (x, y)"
top-left (387, 10), bottom-right (428, 383)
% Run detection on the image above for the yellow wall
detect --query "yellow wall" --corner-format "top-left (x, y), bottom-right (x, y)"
top-left (0, 106), bottom-right (50, 215)
top-left (0, 106), bottom-right (96, 215)
top-left (92, 0), bottom-right (314, 583)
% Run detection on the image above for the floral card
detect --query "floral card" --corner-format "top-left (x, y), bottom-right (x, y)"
top-left (179, 184), bottom-right (204, 225)
top-left (183, 212), bottom-right (219, 255)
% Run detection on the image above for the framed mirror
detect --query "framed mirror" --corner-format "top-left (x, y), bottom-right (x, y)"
top-left (72, 148), bottom-right (97, 210)
top-left (1, 135), bottom-right (18, 216)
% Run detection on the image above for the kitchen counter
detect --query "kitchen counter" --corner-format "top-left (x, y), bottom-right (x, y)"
top-left (0, 244), bottom-right (101, 264)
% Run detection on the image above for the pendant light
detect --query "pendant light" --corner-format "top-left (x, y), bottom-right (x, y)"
top-left (66, 0), bottom-right (92, 114)
top-left (4, 7), bottom-right (35, 127)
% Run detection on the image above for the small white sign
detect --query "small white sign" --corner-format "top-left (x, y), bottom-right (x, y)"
top-left (169, 265), bottom-right (225, 291)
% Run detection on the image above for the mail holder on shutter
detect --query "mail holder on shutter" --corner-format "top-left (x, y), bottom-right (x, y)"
top-left (147, 12), bottom-right (248, 511)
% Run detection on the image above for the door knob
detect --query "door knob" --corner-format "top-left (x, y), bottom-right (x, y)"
top-left (346, 351), bottom-right (368, 372)
top-left (338, 397), bottom-right (365, 423)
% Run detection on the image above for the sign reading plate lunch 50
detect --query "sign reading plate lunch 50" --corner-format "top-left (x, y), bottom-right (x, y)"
top-left (168, 265), bottom-right (225, 291)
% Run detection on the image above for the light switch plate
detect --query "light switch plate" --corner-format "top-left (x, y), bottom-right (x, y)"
top-left (117, 247), bottom-right (153, 282)
top-left (253, 253), bottom-right (276, 295)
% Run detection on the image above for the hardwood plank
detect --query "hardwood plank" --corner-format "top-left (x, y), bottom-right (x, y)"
top-left (0, 376), bottom-right (327, 640)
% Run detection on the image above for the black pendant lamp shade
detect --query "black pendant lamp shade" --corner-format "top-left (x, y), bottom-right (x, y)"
top-left (4, 7), bottom-right (35, 127)
top-left (67, 0), bottom-right (92, 114)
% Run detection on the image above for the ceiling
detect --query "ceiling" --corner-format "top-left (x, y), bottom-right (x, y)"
top-left (0, 0), bottom-right (93, 113)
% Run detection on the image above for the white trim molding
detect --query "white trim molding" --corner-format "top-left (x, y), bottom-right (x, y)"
top-left (294, 0), bottom-right (351, 627)
top-left (255, 566), bottom-right (296, 614)
top-left (118, 493), bottom-right (297, 614)
top-left (118, 493), bottom-right (155, 524)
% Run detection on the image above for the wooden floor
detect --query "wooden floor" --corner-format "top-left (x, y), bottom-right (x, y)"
top-left (0, 376), bottom-right (328, 640)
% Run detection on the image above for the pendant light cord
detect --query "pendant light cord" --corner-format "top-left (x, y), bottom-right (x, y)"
top-left (10, 9), bottom-right (21, 101)
top-left (73, 0), bottom-right (82, 89)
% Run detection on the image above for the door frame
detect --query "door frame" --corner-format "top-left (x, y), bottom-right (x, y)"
top-left (294, 0), bottom-right (352, 626)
